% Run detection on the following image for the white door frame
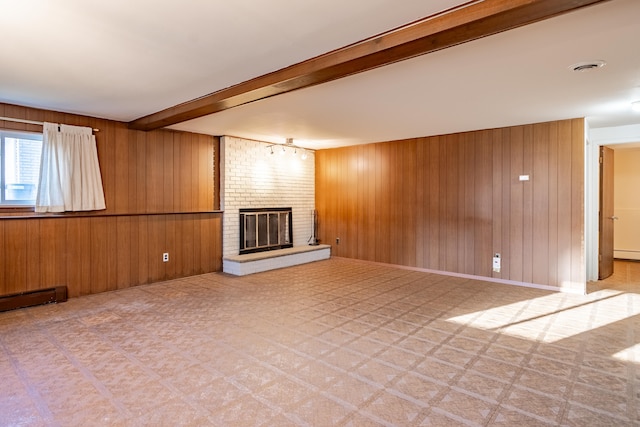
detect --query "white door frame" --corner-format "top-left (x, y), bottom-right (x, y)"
top-left (585, 123), bottom-right (640, 282)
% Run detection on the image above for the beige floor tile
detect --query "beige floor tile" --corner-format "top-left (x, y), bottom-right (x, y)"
top-left (261, 349), bottom-right (311, 372)
top-left (525, 354), bottom-right (575, 378)
top-left (264, 412), bottom-right (305, 427)
top-left (347, 336), bottom-right (394, 358)
top-left (288, 394), bottom-right (352, 425)
top-left (581, 353), bottom-right (629, 377)
top-left (229, 363), bottom-right (279, 390)
top-left (189, 377), bottom-right (248, 410)
top-left (324, 376), bottom-right (382, 408)
top-left (492, 334), bottom-right (537, 353)
top-left (352, 359), bottom-right (403, 386)
top-left (389, 372), bottom-right (447, 403)
top-left (417, 408), bottom-right (471, 426)
top-left (41, 382), bottom-right (108, 410)
top-left (317, 328), bottom-right (358, 346)
top-left (208, 394), bottom-right (278, 426)
top-left (483, 343), bottom-right (528, 365)
top-left (453, 371), bottom-right (509, 402)
top-left (51, 401), bottom-right (126, 427)
top-left (341, 411), bottom-right (390, 426)
top-left (533, 343), bottom-right (580, 363)
top-left (112, 380), bottom-right (179, 417)
top-left (356, 313), bottom-right (393, 328)
top-left (94, 362), bottom-right (155, 390)
top-left (576, 366), bottom-right (629, 395)
top-left (570, 383), bottom-right (630, 419)
top-left (395, 335), bottom-right (438, 355)
top-left (295, 337), bottom-right (338, 358)
top-left (374, 345), bottom-right (421, 370)
top-left (254, 377), bottom-right (316, 409)
top-left (447, 336), bottom-right (487, 354)
top-left (1, 258), bottom-right (640, 426)
top-left (382, 318), bottom-right (422, 335)
top-left (468, 356), bottom-right (520, 382)
top-left (336, 320), bottom-right (376, 336)
top-left (432, 345), bottom-right (476, 368)
top-left (562, 403), bottom-right (636, 427)
top-left (502, 388), bottom-right (563, 423)
top-left (489, 406), bottom-right (555, 426)
top-left (432, 389), bottom-right (497, 425)
top-left (323, 346), bottom-right (367, 371)
top-left (360, 390), bottom-right (424, 425)
top-left (365, 327), bottom-right (406, 345)
top-left (0, 396), bottom-right (47, 427)
top-left (515, 368), bottom-right (571, 398)
top-left (291, 360), bottom-right (341, 390)
top-left (456, 327), bottom-right (496, 343)
top-left (414, 357), bottom-right (464, 384)
top-left (168, 364), bottom-right (224, 396)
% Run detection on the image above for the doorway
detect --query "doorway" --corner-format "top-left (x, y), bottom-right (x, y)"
top-left (610, 145), bottom-right (640, 262)
top-left (586, 124), bottom-right (640, 284)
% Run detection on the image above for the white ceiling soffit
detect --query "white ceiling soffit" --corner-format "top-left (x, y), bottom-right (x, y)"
top-left (170, 0), bottom-right (640, 149)
top-left (0, 0), bottom-right (468, 122)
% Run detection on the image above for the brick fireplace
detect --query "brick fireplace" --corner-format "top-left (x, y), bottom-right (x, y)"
top-left (220, 136), bottom-right (315, 260)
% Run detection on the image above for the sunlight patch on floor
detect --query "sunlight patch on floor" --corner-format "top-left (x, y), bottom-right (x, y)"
top-left (611, 343), bottom-right (640, 362)
top-left (446, 291), bottom-right (635, 344)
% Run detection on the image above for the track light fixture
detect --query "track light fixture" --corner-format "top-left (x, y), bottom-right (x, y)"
top-left (265, 138), bottom-right (312, 160)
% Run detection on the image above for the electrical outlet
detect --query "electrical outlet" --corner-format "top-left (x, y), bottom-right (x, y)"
top-left (492, 253), bottom-right (501, 272)
top-left (163, 253), bottom-right (169, 262)
top-left (336, 237), bottom-right (340, 245)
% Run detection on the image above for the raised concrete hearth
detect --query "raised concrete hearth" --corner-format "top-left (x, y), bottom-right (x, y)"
top-left (223, 245), bottom-right (330, 276)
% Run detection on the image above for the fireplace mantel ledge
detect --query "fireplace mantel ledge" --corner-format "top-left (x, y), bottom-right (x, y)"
top-left (223, 245), bottom-right (331, 275)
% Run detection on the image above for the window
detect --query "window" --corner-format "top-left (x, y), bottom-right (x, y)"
top-left (0, 130), bottom-right (43, 206)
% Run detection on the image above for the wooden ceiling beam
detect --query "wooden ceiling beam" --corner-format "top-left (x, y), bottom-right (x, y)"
top-left (128, 0), bottom-right (609, 131)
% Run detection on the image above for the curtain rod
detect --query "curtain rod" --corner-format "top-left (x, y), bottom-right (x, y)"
top-left (0, 116), bottom-right (99, 132)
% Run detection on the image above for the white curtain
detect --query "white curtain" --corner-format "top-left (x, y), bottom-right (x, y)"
top-left (35, 123), bottom-right (106, 213)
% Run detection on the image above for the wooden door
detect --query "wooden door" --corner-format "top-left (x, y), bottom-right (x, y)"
top-left (599, 146), bottom-right (615, 280)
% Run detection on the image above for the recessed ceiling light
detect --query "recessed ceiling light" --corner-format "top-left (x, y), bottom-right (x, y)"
top-left (569, 60), bottom-right (606, 72)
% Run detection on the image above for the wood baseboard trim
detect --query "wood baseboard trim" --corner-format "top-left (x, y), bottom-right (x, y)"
top-left (331, 257), bottom-right (585, 294)
top-left (0, 286), bottom-right (68, 312)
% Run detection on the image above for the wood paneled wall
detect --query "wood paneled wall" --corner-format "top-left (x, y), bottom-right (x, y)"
top-left (316, 119), bottom-right (585, 291)
top-left (0, 214), bottom-right (221, 297)
top-left (0, 103), bottom-right (222, 298)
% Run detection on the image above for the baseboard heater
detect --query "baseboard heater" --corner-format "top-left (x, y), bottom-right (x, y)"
top-left (0, 286), bottom-right (68, 312)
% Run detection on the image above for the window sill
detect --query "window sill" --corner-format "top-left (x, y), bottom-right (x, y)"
top-left (0, 210), bottom-right (224, 220)
top-left (0, 207), bottom-right (35, 214)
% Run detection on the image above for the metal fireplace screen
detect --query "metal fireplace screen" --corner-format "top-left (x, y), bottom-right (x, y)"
top-left (239, 207), bottom-right (293, 254)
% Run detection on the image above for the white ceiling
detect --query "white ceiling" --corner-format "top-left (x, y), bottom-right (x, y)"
top-left (2, 0), bottom-right (640, 149)
top-left (0, 0), bottom-right (466, 120)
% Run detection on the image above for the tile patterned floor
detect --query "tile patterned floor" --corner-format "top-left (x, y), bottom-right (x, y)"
top-left (1, 258), bottom-right (639, 426)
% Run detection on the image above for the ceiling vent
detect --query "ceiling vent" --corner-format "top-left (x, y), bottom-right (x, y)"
top-left (570, 60), bottom-right (606, 72)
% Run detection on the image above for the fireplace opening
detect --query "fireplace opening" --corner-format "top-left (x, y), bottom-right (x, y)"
top-left (239, 207), bottom-right (293, 255)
